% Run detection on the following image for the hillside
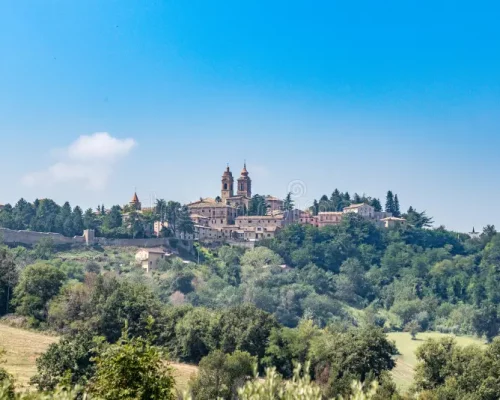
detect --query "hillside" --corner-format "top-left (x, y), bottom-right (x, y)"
top-left (0, 323), bottom-right (197, 392)
top-left (388, 331), bottom-right (485, 391)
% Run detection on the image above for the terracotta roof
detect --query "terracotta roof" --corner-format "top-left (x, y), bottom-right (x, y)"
top-left (188, 201), bottom-right (235, 209)
top-left (236, 215), bottom-right (284, 220)
top-left (131, 192), bottom-right (140, 203)
top-left (137, 248), bottom-right (165, 254)
top-left (380, 217), bottom-right (406, 222)
top-left (265, 196), bottom-right (282, 201)
top-left (344, 203), bottom-right (368, 209)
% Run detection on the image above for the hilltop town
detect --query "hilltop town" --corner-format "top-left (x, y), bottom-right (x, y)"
top-left (138, 163), bottom-right (407, 243)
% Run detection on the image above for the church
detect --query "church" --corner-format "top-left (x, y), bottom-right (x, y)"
top-left (186, 164), bottom-right (285, 241)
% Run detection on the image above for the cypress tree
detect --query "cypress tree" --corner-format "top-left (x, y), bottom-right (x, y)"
top-left (385, 191), bottom-right (395, 214)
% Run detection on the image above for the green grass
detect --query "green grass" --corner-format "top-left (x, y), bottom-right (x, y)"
top-left (387, 331), bottom-right (486, 392)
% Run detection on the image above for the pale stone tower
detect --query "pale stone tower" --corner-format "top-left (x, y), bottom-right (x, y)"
top-left (237, 162), bottom-right (252, 198)
top-left (221, 165), bottom-right (234, 200)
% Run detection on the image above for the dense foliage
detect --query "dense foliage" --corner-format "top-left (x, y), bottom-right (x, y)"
top-left (0, 197), bottom-right (194, 239)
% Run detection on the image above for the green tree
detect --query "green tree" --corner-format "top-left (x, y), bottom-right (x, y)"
top-left (385, 191), bottom-right (395, 214)
top-left (393, 195), bottom-right (401, 217)
top-left (178, 205), bottom-right (194, 238)
top-left (248, 195), bottom-right (268, 216)
top-left (175, 308), bottom-right (216, 363)
top-left (104, 205), bottom-right (123, 230)
top-left (90, 328), bottom-right (175, 400)
top-left (12, 198), bottom-right (35, 230)
top-left (189, 350), bottom-right (256, 400)
top-left (83, 208), bottom-right (99, 230)
top-left (13, 262), bottom-right (66, 323)
top-left (166, 201), bottom-right (182, 236)
top-left (216, 304), bottom-right (279, 361)
top-left (283, 192), bottom-right (294, 212)
top-left (370, 198), bottom-right (382, 212)
top-left (71, 206), bottom-right (84, 236)
top-left (403, 206), bottom-right (434, 228)
top-left (34, 237), bottom-right (55, 260)
top-left (31, 331), bottom-right (95, 391)
top-left (0, 247), bottom-right (17, 315)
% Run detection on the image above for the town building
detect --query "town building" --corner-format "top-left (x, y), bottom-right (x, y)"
top-left (316, 211), bottom-right (343, 227)
top-left (135, 248), bottom-right (166, 272)
top-left (380, 217), bottom-right (407, 228)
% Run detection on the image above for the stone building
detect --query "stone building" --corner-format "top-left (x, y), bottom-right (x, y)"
top-left (135, 248), bottom-right (166, 272)
top-left (316, 211), bottom-right (343, 227)
top-left (187, 164), bottom-right (286, 243)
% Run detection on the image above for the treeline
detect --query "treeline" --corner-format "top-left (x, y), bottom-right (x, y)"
top-left (0, 198), bottom-right (194, 239)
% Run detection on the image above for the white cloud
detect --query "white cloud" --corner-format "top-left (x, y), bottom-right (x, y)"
top-left (22, 133), bottom-right (136, 190)
top-left (67, 132), bottom-right (136, 161)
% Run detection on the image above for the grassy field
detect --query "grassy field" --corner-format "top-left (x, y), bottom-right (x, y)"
top-left (0, 323), bottom-right (197, 392)
top-left (0, 324), bottom-right (58, 390)
top-left (388, 331), bottom-right (485, 392)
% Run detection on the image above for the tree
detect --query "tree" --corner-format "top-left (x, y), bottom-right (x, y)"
top-left (31, 331), bottom-right (95, 391)
top-left (0, 247), bottom-right (17, 315)
top-left (393, 195), bottom-right (401, 217)
top-left (0, 204), bottom-right (15, 229)
top-left (0, 349), bottom-right (14, 399)
top-left (473, 303), bottom-right (500, 342)
top-left (71, 206), bottom-right (84, 236)
top-left (403, 206), bottom-right (434, 228)
top-left (34, 237), bottom-right (54, 260)
top-left (56, 202), bottom-right (73, 236)
top-left (216, 304), bottom-right (279, 361)
top-left (83, 208), bottom-right (99, 230)
top-left (385, 191), bottom-right (395, 214)
top-left (12, 198), bottom-right (35, 230)
top-left (189, 350), bottom-right (256, 400)
top-left (128, 211), bottom-right (145, 238)
top-left (248, 195), bottom-right (268, 216)
top-left (90, 328), bottom-right (175, 400)
top-left (283, 192), bottom-right (294, 212)
top-left (166, 201), bottom-right (182, 236)
top-left (175, 308), bottom-right (216, 363)
top-left (104, 206), bottom-right (122, 230)
top-left (178, 205), bottom-right (194, 238)
top-left (13, 262), bottom-right (66, 323)
top-left (404, 319), bottom-right (421, 340)
top-left (155, 199), bottom-right (167, 225)
top-left (370, 198), bottom-right (382, 212)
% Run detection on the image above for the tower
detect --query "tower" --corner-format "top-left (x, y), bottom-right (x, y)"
top-left (130, 191), bottom-right (142, 211)
top-left (221, 165), bottom-right (234, 200)
top-left (237, 162), bottom-right (252, 198)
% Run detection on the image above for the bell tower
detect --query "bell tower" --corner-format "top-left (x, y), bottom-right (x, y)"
top-left (237, 162), bottom-right (252, 198)
top-left (221, 165), bottom-right (234, 200)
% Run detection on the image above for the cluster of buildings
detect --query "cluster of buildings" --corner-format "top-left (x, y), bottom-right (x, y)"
top-left (183, 164), bottom-right (406, 244)
top-left (122, 163), bottom-right (407, 245)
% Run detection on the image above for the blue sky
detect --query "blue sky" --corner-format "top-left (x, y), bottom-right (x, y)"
top-left (1, 0), bottom-right (499, 232)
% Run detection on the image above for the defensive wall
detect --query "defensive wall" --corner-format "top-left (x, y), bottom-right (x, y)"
top-left (0, 228), bottom-right (193, 252)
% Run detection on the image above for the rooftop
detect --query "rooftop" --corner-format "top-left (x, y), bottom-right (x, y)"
top-left (343, 203), bottom-right (369, 209)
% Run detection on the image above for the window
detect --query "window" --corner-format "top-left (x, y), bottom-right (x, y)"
top-left (224, 183), bottom-right (228, 190)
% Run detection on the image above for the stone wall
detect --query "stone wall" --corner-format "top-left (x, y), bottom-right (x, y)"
top-left (0, 228), bottom-right (85, 246)
top-left (94, 237), bottom-right (168, 247)
top-left (0, 227), bottom-right (193, 253)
